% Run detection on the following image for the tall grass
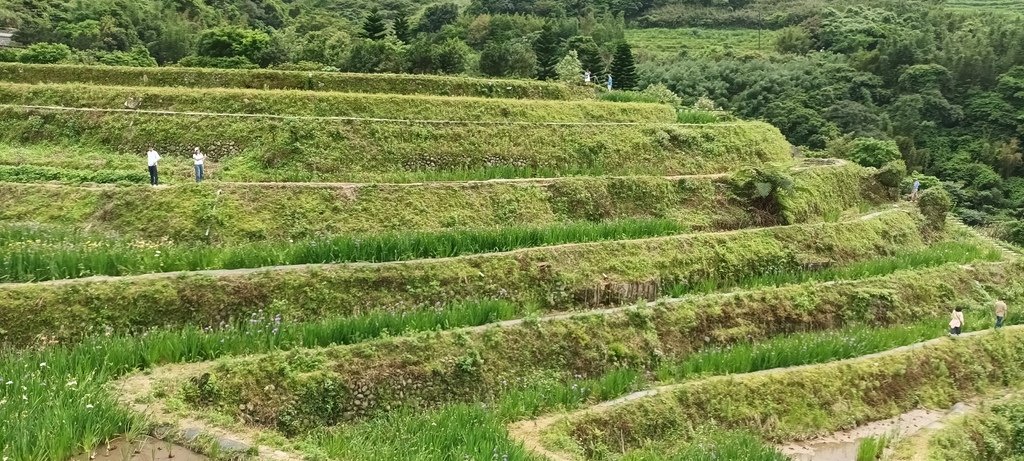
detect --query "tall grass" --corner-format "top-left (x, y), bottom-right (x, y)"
top-left (664, 241), bottom-right (1004, 297)
top-left (0, 219), bottom-right (687, 282)
top-left (857, 434), bottom-right (893, 461)
top-left (657, 310), bottom-right (1021, 381)
top-left (620, 431), bottom-right (789, 461)
top-left (0, 299), bottom-right (519, 461)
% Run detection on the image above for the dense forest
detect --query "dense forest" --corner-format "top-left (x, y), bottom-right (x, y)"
top-left (2, 0), bottom-right (1024, 243)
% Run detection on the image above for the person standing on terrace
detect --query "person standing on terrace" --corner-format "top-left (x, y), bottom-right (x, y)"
top-left (192, 147), bottom-right (206, 183)
top-left (995, 299), bottom-right (1007, 329)
top-left (949, 306), bottom-right (965, 337)
top-left (146, 146), bottom-right (161, 186)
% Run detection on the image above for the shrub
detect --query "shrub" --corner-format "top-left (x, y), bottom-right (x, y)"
top-left (17, 43), bottom-right (73, 64)
top-left (731, 166), bottom-right (795, 220)
top-left (641, 83), bottom-right (682, 107)
top-left (846, 138), bottom-right (902, 168)
top-left (0, 48), bottom-right (20, 63)
top-left (918, 187), bottom-right (953, 230)
top-left (875, 159), bottom-right (907, 188)
top-left (177, 55), bottom-right (259, 69)
top-left (555, 50), bottom-right (584, 84)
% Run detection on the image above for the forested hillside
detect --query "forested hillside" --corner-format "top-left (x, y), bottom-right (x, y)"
top-left (3, 0), bottom-right (1024, 243)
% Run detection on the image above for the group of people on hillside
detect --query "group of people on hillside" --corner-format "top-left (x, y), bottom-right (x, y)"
top-left (949, 299), bottom-right (1008, 337)
top-left (145, 146), bottom-right (205, 186)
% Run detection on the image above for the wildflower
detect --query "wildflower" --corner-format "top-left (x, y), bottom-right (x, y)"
top-left (39, 362), bottom-right (47, 368)
top-left (85, 403), bottom-right (94, 409)
top-left (4, 381), bottom-right (11, 385)
top-left (66, 380), bottom-right (78, 387)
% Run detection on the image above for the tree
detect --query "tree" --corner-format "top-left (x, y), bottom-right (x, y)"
top-left (846, 138), bottom-right (902, 168)
top-left (479, 40), bottom-right (537, 78)
top-left (393, 15), bottom-right (411, 43)
top-left (418, 3), bottom-right (460, 34)
top-left (609, 41), bottom-right (637, 90)
top-left (362, 10), bottom-right (387, 40)
top-left (195, 26), bottom-right (271, 65)
top-left (555, 50), bottom-right (583, 84)
top-left (566, 36), bottom-right (603, 74)
top-left (534, 22), bottom-right (560, 80)
top-left (347, 38), bottom-right (406, 73)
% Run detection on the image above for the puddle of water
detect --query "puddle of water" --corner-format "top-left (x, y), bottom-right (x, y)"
top-left (70, 437), bottom-right (208, 461)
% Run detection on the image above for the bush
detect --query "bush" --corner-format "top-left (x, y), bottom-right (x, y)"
top-left (918, 187), bottom-right (953, 231)
top-left (0, 48), bottom-right (20, 63)
top-left (875, 159), bottom-right (907, 188)
top-left (177, 55), bottom-right (259, 69)
top-left (641, 83), bottom-right (683, 107)
top-left (731, 166), bottom-right (795, 220)
top-left (847, 138), bottom-right (902, 168)
top-left (18, 43), bottom-right (73, 64)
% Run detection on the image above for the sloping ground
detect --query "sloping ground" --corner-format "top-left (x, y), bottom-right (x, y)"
top-left (0, 106), bottom-right (791, 182)
top-left (524, 325), bottom-right (1024, 460)
top-left (0, 82), bottom-right (676, 123)
top-left (887, 391), bottom-right (1024, 460)
top-left (112, 261), bottom-right (1021, 459)
top-left (0, 63), bottom-right (590, 100)
top-left (0, 161), bottom-right (871, 243)
top-left (0, 209), bottom-right (922, 346)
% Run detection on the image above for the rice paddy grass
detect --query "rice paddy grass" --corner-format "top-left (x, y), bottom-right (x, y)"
top-left (0, 250), bottom-right (1008, 459)
top-left (0, 219), bottom-right (688, 282)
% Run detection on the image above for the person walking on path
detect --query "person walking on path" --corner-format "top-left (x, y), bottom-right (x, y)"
top-left (995, 299), bottom-right (1008, 329)
top-left (146, 146), bottom-right (161, 186)
top-left (606, 74), bottom-right (613, 91)
top-left (949, 306), bottom-right (965, 337)
top-left (192, 147), bottom-right (206, 183)
top-left (910, 179), bottom-right (921, 201)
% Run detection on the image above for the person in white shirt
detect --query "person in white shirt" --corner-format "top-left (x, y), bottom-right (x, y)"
top-left (146, 147), bottom-right (161, 186)
top-left (192, 147), bottom-right (206, 183)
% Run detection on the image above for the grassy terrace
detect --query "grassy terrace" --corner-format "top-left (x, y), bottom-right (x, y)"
top-left (0, 108), bottom-right (790, 182)
top-left (0, 63), bottom-right (591, 100)
top-left (0, 161), bottom-right (874, 244)
top-left (539, 324), bottom-right (1024, 460)
top-left (0, 209), bottom-right (928, 346)
top-left (113, 260), bottom-right (1019, 460)
top-left (1, 256), bottom-right (1014, 460)
top-left (0, 82), bottom-right (677, 123)
top-left (889, 393), bottom-right (1024, 460)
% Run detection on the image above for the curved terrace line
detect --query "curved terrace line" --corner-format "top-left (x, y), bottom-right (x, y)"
top-left (506, 324), bottom-right (1024, 461)
top-left (0, 206), bottom-right (903, 288)
top-left (111, 261), bottom-right (1002, 461)
top-left (0, 103), bottom-right (751, 126)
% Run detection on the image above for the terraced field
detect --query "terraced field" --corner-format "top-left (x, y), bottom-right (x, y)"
top-left (0, 63), bottom-right (1020, 461)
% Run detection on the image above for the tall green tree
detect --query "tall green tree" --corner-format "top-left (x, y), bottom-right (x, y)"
top-left (362, 10), bottom-right (387, 40)
top-left (566, 35), bottom-right (603, 74)
top-left (418, 2), bottom-right (460, 34)
top-left (534, 22), bottom-right (560, 80)
top-left (393, 15), bottom-right (411, 43)
top-left (609, 41), bottom-right (637, 90)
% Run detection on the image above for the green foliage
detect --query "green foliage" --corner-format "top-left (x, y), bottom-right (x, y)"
top-left (610, 41), bottom-right (637, 90)
top-left (534, 22), bottom-right (560, 80)
top-left (555, 50), bottom-right (584, 84)
top-left (876, 160), bottom-right (908, 189)
top-left (0, 62), bottom-right (586, 100)
top-left (195, 26), bottom-right (272, 66)
top-left (847, 138), bottom-right (902, 168)
top-left (17, 43), bottom-right (72, 64)
top-left (347, 38), bottom-right (406, 73)
top-left (919, 187), bottom-right (954, 230)
top-left (0, 211), bottom-right (927, 346)
top-left (361, 10), bottom-right (388, 40)
top-left (479, 39), bottom-right (537, 78)
top-left (641, 83), bottom-right (682, 107)
top-left (774, 26), bottom-right (813, 54)
top-left (417, 3), bottom-right (460, 34)
top-left (732, 166), bottom-right (796, 220)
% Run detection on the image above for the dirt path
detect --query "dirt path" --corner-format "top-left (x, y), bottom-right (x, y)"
top-left (506, 325), bottom-right (1023, 461)
top-left (0, 204), bottom-right (899, 288)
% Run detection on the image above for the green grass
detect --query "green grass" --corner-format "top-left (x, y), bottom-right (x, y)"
top-left (0, 299), bottom-right (519, 461)
top-left (944, 0), bottom-right (1024, 14)
top-left (857, 434), bottom-right (893, 461)
top-left (0, 62), bottom-right (590, 100)
top-left (664, 240), bottom-right (1004, 297)
top-left (0, 82), bottom-right (676, 124)
top-left (0, 219), bottom-right (688, 282)
top-left (620, 431), bottom-right (789, 461)
top-left (658, 309), bottom-right (1021, 381)
top-left (626, 27), bottom-right (781, 60)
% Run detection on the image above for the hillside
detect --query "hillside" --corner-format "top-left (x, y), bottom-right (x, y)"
top-left (3, 1), bottom-right (1024, 460)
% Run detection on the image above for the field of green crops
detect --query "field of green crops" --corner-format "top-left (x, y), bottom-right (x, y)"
top-left (0, 63), bottom-right (1021, 461)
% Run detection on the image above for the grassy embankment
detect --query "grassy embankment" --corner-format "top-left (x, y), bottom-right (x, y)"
top-left (0, 107), bottom-right (790, 183)
top-left (0, 210), bottom-right (928, 347)
top-left (0, 62), bottom-right (591, 100)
